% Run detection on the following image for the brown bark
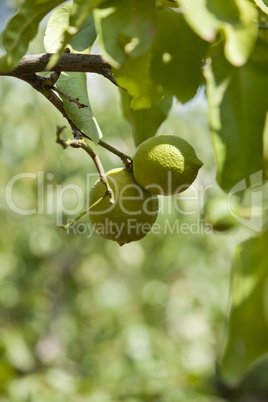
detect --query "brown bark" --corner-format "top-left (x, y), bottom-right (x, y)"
top-left (0, 53), bottom-right (117, 85)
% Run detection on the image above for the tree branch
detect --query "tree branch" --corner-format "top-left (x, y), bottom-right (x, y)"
top-left (0, 53), bottom-right (117, 86)
top-left (20, 73), bottom-right (79, 132)
top-left (60, 137), bottom-right (115, 204)
top-left (1, 56), bottom-right (132, 166)
top-left (18, 73), bottom-right (132, 165)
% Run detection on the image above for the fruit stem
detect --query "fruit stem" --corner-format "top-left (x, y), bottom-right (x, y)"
top-left (61, 195), bottom-right (107, 230)
top-left (67, 138), bottom-right (115, 204)
top-left (98, 139), bottom-right (132, 167)
top-left (56, 129), bottom-right (115, 204)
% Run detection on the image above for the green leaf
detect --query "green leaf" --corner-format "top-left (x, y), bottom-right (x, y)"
top-left (219, 229), bottom-right (268, 385)
top-left (103, 6), bottom-right (207, 107)
top-left (0, 0), bottom-right (65, 72)
top-left (44, 3), bottom-right (96, 53)
top-left (57, 72), bottom-right (102, 144)
top-left (151, 8), bottom-right (208, 103)
top-left (114, 51), bottom-right (163, 110)
top-left (224, 0), bottom-right (259, 66)
top-left (70, 0), bottom-right (106, 29)
top-left (204, 39), bottom-right (268, 192)
top-left (121, 91), bottom-right (173, 146)
top-left (113, 7), bottom-right (208, 109)
top-left (44, 0), bottom-right (103, 68)
top-left (69, 13), bottom-right (96, 51)
top-left (180, 0), bottom-right (258, 66)
top-left (44, 4), bottom-right (101, 144)
top-left (94, 0), bottom-right (156, 66)
top-left (238, 357), bottom-right (268, 396)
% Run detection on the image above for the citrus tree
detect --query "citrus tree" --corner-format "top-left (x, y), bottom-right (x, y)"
top-left (1, 0), bottom-right (268, 400)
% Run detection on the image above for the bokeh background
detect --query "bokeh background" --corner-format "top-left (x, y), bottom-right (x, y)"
top-left (0, 2), bottom-right (256, 401)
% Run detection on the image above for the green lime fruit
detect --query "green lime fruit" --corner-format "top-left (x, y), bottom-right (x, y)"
top-left (133, 134), bottom-right (203, 195)
top-left (89, 168), bottom-right (159, 245)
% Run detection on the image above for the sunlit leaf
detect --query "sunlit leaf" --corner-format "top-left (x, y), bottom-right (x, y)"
top-left (114, 51), bottom-right (163, 110)
top-left (224, 0), bottom-right (258, 67)
top-left (44, 4), bottom-right (101, 143)
top-left (151, 8), bottom-right (208, 103)
top-left (94, 0), bottom-right (156, 66)
top-left (121, 91), bottom-right (173, 146)
top-left (44, 0), bottom-right (103, 67)
top-left (107, 6), bottom-right (207, 107)
top-left (57, 72), bottom-right (102, 143)
top-left (44, 3), bottom-right (96, 53)
top-left (220, 229), bottom-right (268, 385)
top-left (180, 0), bottom-right (258, 66)
top-left (204, 39), bottom-right (268, 192)
top-left (0, 0), bottom-right (65, 72)
top-left (46, 0), bottom-right (104, 61)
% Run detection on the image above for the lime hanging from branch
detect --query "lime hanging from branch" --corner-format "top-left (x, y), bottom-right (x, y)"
top-left (89, 168), bottom-right (159, 246)
top-left (133, 135), bottom-right (203, 195)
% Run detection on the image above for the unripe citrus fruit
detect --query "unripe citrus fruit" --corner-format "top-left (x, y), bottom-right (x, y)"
top-left (89, 168), bottom-right (159, 245)
top-left (133, 135), bottom-right (203, 195)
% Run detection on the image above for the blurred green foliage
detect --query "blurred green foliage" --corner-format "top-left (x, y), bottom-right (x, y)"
top-left (0, 70), bottom-right (257, 401)
top-left (1, 1), bottom-right (268, 400)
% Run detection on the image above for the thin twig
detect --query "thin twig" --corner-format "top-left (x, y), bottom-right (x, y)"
top-left (14, 73), bottom-right (132, 166)
top-left (56, 130), bottom-right (115, 228)
top-left (20, 73), bottom-right (82, 134)
top-left (63, 137), bottom-right (115, 204)
top-left (56, 125), bottom-right (68, 149)
top-left (38, 72), bottom-right (88, 109)
top-left (99, 139), bottom-right (133, 166)
top-left (46, 71), bottom-right (61, 86)
top-left (52, 86), bottom-right (88, 109)
top-left (61, 196), bottom-right (106, 230)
